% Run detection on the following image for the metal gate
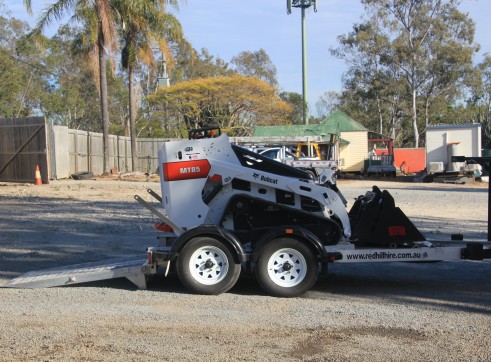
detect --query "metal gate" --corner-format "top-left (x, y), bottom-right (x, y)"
top-left (0, 117), bottom-right (49, 184)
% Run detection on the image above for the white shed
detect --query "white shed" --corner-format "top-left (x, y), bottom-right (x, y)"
top-left (426, 124), bottom-right (482, 173)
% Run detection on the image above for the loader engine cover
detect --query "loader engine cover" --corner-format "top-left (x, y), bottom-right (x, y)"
top-left (221, 194), bottom-right (342, 246)
top-left (349, 186), bottom-right (426, 246)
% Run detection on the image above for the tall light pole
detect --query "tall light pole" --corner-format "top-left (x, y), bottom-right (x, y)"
top-left (287, 0), bottom-right (317, 125)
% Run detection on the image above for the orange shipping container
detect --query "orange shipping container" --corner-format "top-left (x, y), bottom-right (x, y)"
top-left (375, 148), bottom-right (426, 174)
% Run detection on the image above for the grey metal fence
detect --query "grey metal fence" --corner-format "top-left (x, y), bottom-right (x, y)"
top-left (51, 125), bottom-right (174, 179)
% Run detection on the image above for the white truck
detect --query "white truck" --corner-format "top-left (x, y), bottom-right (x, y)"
top-left (4, 128), bottom-right (490, 297)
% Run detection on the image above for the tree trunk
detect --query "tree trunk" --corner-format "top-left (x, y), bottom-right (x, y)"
top-left (129, 65), bottom-right (137, 172)
top-left (99, 34), bottom-right (110, 175)
top-left (376, 96), bottom-right (383, 134)
top-left (412, 87), bottom-right (419, 147)
top-left (425, 97), bottom-right (430, 127)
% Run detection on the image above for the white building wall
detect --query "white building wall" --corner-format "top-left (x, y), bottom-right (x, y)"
top-left (426, 124), bottom-right (481, 171)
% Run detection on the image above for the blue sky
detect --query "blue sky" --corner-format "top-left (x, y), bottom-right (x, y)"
top-left (3, 0), bottom-right (490, 116)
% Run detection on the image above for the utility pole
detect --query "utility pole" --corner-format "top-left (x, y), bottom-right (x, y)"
top-left (287, 0), bottom-right (317, 125)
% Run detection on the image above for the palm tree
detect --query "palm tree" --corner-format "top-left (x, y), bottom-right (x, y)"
top-left (24, 0), bottom-right (118, 175)
top-left (114, 0), bottom-right (182, 171)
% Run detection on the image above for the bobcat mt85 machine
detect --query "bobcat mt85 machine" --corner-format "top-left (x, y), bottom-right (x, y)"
top-left (4, 128), bottom-right (491, 297)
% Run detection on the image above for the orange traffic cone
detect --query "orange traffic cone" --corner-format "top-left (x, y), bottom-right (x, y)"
top-left (34, 165), bottom-right (42, 185)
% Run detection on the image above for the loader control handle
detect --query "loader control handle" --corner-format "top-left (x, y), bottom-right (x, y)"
top-left (189, 127), bottom-right (221, 140)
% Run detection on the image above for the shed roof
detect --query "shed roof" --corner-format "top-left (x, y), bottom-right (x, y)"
top-left (321, 109), bottom-right (368, 132)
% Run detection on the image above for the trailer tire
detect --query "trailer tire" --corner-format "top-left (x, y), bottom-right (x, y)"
top-left (255, 238), bottom-right (318, 297)
top-left (177, 237), bottom-right (240, 295)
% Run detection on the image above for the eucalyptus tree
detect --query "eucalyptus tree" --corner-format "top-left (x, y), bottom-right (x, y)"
top-left (332, 19), bottom-right (406, 139)
top-left (170, 40), bottom-right (233, 83)
top-left (38, 25), bottom-right (102, 129)
top-left (114, 0), bottom-right (182, 171)
top-left (315, 91), bottom-right (341, 120)
top-left (370, 0), bottom-right (476, 146)
top-left (24, 0), bottom-right (118, 175)
top-left (0, 15), bottom-right (45, 117)
top-left (231, 49), bottom-right (278, 88)
top-left (333, 0), bottom-right (477, 147)
top-left (468, 55), bottom-right (491, 148)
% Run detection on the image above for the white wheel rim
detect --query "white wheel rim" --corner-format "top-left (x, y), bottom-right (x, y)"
top-left (267, 248), bottom-right (307, 288)
top-left (189, 246), bottom-right (229, 285)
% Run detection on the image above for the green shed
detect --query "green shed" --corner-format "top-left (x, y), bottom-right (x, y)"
top-left (254, 110), bottom-right (368, 172)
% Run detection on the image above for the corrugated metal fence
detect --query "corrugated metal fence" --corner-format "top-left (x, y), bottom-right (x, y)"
top-left (52, 125), bottom-right (174, 179)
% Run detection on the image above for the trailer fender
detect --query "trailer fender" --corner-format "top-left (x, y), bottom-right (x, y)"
top-left (169, 225), bottom-right (247, 264)
top-left (251, 226), bottom-right (328, 263)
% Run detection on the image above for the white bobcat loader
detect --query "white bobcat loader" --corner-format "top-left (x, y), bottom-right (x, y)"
top-left (4, 128), bottom-right (491, 297)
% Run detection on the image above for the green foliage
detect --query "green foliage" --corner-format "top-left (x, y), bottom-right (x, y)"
top-left (0, 16), bottom-right (45, 117)
top-left (466, 55), bottom-right (491, 148)
top-left (279, 91), bottom-right (304, 124)
top-left (231, 49), bottom-right (278, 87)
top-left (170, 43), bottom-right (234, 83)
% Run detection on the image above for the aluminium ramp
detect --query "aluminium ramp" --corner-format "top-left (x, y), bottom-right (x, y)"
top-left (2, 256), bottom-right (148, 289)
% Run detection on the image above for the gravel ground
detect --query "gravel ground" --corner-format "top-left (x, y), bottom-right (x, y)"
top-left (0, 178), bottom-right (490, 361)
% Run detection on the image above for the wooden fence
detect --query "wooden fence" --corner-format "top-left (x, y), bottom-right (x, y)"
top-left (0, 117), bottom-right (49, 183)
top-left (0, 119), bottom-right (176, 182)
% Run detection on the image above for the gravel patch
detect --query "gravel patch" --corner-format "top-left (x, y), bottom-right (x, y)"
top-left (0, 179), bottom-right (489, 361)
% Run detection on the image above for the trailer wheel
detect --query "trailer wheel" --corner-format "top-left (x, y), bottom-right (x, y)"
top-left (177, 237), bottom-right (240, 295)
top-left (255, 238), bottom-right (318, 297)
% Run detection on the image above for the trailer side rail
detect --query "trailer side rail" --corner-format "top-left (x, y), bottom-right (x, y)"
top-left (326, 242), bottom-right (491, 264)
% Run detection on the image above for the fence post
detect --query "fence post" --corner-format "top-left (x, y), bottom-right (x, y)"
top-left (87, 130), bottom-right (91, 172)
top-left (74, 130), bottom-right (78, 173)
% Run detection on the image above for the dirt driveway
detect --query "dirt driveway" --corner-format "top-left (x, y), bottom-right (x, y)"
top-left (0, 179), bottom-right (490, 361)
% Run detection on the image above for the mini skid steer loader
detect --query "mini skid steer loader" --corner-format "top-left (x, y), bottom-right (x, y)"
top-left (146, 127), bottom-right (426, 297)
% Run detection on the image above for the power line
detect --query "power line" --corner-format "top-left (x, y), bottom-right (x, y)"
top-left (0, 47), bottom-right (58, 76)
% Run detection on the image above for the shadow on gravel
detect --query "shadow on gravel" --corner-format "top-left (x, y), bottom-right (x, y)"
top-left (88, 261), bottom-right (491, 315)
top-left (146, 272), bottom-right (267, 296)
top-left (0, 195), bottom-right (158, 280)
top-left (310, 261), bottom-right (491, 315)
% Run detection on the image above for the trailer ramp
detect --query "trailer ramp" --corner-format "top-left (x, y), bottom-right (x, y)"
top-left (2, 256), bottom-right (148, 289)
